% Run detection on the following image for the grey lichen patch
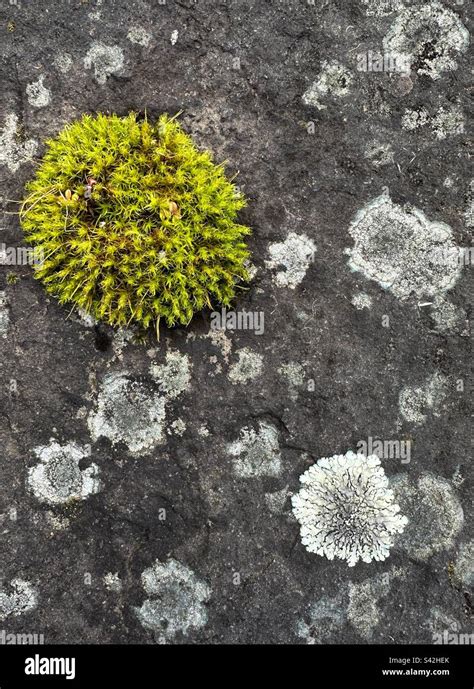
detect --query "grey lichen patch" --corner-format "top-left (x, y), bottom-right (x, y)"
top-left (264, 485), bottom-right (290, 514)
top-left (278, 361), bottom-right (305, 401)
top-left (228, 347), bottom-right (263, 385)
top-left (0, 579), bottom-right (38, 620)
top-left (0, 291), bottom-right (10, 338)
top-left (265, 232), bottom-right (316, 289)
top-left (430, 296), bottom-right (466, 333)
top-left (26, 75), bottom-right (51, 108)
top-left (227, 421), bottom-right (282, 478)
top-left (103, 572), bottom-right (122, 593)
top-left (398, 372), bottom-right (450, 425)
top-left (351, 291), bottom-right (373, 310)
top-left (297, 594), bottom-right (345, 644)
top-left (391, 473), bottom-right (464, 561)
top-left (83, 42), bottom-right (124, 84)
top-left (302, 60), bottom-right (353, 110)
top-left (0, 113), bottom-right (37, 172)
top-left (360, 0), bottom-right (404, 16)
top-left (150, 350), bottom-right (191, 399)
top-left (346, 193), bottom-right (462, 301)
top-left (134, 559), bottom-right (211, 643)
top-left (364, 141), bottom-right (395, 168)
top-left (87, 372), bottom-right (166, 456)
top-left (431, 106), bottom-right (465, 139)
top-left (127, 26), bottom-right (152, 47)
top-left (428, 606), bottom-right (461, 637)
top-left (27, 440), bottom-right (100, 505)
top-left (167, 418), bottom-right (186, 437)
top-left (54, 53), bottom-right (73, 74)
top-left (298, 566), bottom-right (406, 643)
top-left (347, 568), bottom-right (406, 640)
top-left (452, 540), bottom-right (474, 588)
top-left (402, 105), bottom-right (465, 139)
top-left (383, 2), bottom-right (470, 80)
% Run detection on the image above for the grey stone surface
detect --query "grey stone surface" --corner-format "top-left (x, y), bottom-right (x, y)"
top-left (0, 0), bottom-right (471, 644)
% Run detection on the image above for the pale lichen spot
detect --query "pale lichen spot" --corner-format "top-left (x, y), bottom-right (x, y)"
top-left (134, 559), bottom-right (210, 643)
top-left (127, 26), bottom-right (152, 47)
top-left (402, 106), bottom-right (465, 139)
top-left (452, 540), bottom-right (474, 588)
top-left (0, 579), bottom-right (38, 620)
top-left (364, 141), bottom-right (395, 168)
top-left (346, 193), bottom-right (462, 301)
top-left (87, 372), bottom-right (167, 456)
top-left (266, 232), bottom-right (316, 289)
top-left (103, 572), bottom-right (123, 593)
top-left (167, 418), bottom-right (186, 436)
top-left (302, 60), bottom-right (353, 110)
top-left (150, 350), bottom-right (191, 399)
top-left (383, 2), bottom-right (470, 80)
top-left (398, 372), bottom-right (450, 425)
top-left (0, 114), bottom-right (37, 173)
top-left (0, 291), bottom-right (10, 338)
top-left (278, 361), bottom-right (305, 401)
top-left (83, 42), bottom-right (124, 84)
top-left (26, 75), bottom-right (51, 108)
top-left (430, 296), bottom-right (466, 333)
top-left (347, 568), bottom-right (406, 640)
top-left (351, 292), bottom-right (373, 310)
top-left (54, 53), bottom-right (73, 74)
top-left (27, 440), bottom-right (100, 505)
top-left (227, 421), bottom-right (282, 478)
top-left (297, 594), bottom-right (345, 644)
top-left (228, 347), bottom-right (263, 385)
top-left (391, 472), bottom-right (464, 561)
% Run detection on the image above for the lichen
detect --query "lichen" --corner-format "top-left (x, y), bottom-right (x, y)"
top-left (134, 559), bottom-right (210, 643)
top-left (228, 347), bottom-right (263, 385)
top-left (292, 452), bottom-right (408, 566)
top-left (87, 372), bottom-right (167, 456)
top-left (383, 2), bottom-right (469, 80)
top-left (27, 440), bottom-right (100, 505)
top-left (0, 579), bottom-right (38, 620)
top-left (302, 60), bottom-right (353, 110)
top-left (346, 193), bottom-right (462, 300)
top-left (0, 113), bottom-right (37, 173)
top-left (227, 421), bottom-right (282, 478)
top-left (265, 232), bottom-right (316, 289)
top-left (391, 473), bottom-right (464, 561)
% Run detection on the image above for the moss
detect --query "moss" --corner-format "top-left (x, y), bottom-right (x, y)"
top-left (20, 112), bottom-right (250, 333)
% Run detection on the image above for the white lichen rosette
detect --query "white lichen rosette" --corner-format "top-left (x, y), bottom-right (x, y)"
top-left (292, 452), bottom-right (408, 567)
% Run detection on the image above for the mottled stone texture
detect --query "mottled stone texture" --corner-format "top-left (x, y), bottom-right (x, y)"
top-left (0, 0), bottom-right (471, 644)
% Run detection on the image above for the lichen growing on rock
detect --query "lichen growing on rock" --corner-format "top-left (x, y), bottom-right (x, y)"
top-left (292, 451), bottom-right (408, 566)
top-left (134, 559), bottom-right (210, 643)
top-left (87, 372), bottom-right (167, 456)
top-left (0, 579), bottom-right (38, 620)
top-left (383, 2), bottom-right (469, 80)
top-left (346, 193), bottom-right (462, 300)
top-left (227, 421), bottom-right (281, 478)
top-left (27, 440), bottom-right (100, 505)
top-left (391, 473), bottom-right (464, 561)
top-left (20, 113), bottom-right (250, 332)
top-left (266, 232), bottom-right (316, 289)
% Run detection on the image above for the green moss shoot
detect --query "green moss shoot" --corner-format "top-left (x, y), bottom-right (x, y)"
top-left (20, 113), bottom-right (250, 333)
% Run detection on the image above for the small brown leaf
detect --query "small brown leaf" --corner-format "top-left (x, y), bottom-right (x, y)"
top-left (168, 201), bottom-right (180, 218)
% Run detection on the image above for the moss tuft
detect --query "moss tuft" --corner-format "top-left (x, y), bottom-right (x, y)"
top-left (20, 113), bottom-right (250, 332)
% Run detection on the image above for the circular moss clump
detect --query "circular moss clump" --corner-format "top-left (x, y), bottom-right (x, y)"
top-left (21, 113), bottom-right (250, 332)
